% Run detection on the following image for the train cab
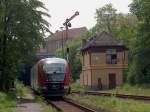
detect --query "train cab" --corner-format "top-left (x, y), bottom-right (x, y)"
top-left (31, 58), bottom-right (70, 96)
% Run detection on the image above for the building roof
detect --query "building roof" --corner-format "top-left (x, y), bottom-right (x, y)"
top-left (40, 58), bottom-right (67, 65)
top-left (47, 27), bottom-right (87, 41)
top-left (82, 31), bottom-right (126, 51)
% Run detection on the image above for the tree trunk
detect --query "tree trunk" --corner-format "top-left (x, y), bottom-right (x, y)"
top-left (0, 28), bottom-right (7, 91)
top-left (0, 0), bottom-right (8, 91)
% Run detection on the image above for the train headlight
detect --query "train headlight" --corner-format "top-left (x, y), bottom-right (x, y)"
top-left (64, 86), bottom-right (68, 89)
top-left (41, 86), bottom-right (46, 90)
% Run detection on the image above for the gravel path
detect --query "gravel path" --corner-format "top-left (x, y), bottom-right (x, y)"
top-left (16, 90), bottom-right (43, 112)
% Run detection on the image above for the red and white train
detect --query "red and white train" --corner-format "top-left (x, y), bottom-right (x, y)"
top-left (31, 58), bottom-right (70, 96)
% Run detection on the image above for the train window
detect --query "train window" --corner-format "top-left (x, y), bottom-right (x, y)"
top-left (43, 63), bottom-right (66, 74)
top-left (45, 73), bottom-right (65, 82)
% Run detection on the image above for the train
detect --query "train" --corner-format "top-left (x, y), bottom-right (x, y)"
top-left (30, 58), bottom-right (70, 96)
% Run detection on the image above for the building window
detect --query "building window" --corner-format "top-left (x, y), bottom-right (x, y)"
top-left (91, 53), bottom-right (100, 65)
top-left (106, 49), bottom-right (117, 64)
top-left (56, 41), bottom-right (60, 49)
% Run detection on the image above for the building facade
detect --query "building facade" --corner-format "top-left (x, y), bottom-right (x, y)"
top-left (36, 27), bottom-right (87, 60)
top-left (80, 31), bottom-right (128, 89)
top-left (46, 27), bottom-right (87, 56)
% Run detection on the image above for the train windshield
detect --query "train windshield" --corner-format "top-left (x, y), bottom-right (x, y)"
top-left (43, 63), bottom-right (66, 82)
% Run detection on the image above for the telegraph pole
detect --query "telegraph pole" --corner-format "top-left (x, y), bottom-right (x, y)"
top-left (60, 27), bottom-right (64, 58)
top-left (63, 11), bottom-right (79, 62)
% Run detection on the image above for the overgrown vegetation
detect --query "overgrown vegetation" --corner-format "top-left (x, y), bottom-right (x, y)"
top-left (70, 83), bottom-right (83, 90)
top-left (108, 84), bottom-right (150, 96)
top-left (35, 96), bottom-right (57, 112)
top-left (0, 0), bottom-right (50, 91)
top-left (15, 82), bottom-right (56, 112)
top-left (71, 83), bottom-right (150, 96)
top-left (15, 81), bottom-right (27, 98)
top-left (128, 0), bottom-right (150, 84)
top-left (68, 94), bottom-right (150, 112)
top-left (0, 91), bottom-right (16, 112)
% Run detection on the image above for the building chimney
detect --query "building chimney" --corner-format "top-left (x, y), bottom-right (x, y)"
top-left (55, 30), bottom-right (59, 33)
top-left (81, 39), bottom-right (86, 48)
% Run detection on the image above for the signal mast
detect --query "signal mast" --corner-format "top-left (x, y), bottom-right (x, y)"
top-left (63, 11), bottom-right (79, 61)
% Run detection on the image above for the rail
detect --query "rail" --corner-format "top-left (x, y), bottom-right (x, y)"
top-left (71, 90), bottom-right (150, 101)
top-left (46, 98), bottom-right (98, 112)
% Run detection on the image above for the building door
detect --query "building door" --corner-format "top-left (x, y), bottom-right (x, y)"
top-left (109, 73), bottom-right (116, 89)
top-left (98, 78), bottom-right (102, 90)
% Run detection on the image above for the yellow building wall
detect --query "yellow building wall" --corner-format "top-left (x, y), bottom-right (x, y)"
top-left (90, 51), bottom-right (128, 66)
top-left (83, 52), bottom-right (90, 66)
top-left (80, 70), bottom-right (92, 88)
top-left (91, 69), bottom-right (123, 89)
top-left (91, 53), bottom-right (105, 65)
top-left (80, 50), bottom-right (128, 89)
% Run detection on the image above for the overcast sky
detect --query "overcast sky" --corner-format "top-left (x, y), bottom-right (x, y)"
top-left (41, 0), bottom-right (132, 32)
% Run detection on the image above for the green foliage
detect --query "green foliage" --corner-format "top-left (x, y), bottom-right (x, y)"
top-left (95, 3), bottom-right (117, 33)
top-left (123, 70), bottom-right (128, 83)
top-left (70, 83), bottom-right (83, 90)
top-left (127, 62), bottom-right (137, 84)
top-left (128, 0), bottom-right (150, 84)
top-left (68, 42), bottom-right (82, 81)
top-left (0, 0), bottom-right (50, 90)
top-left (109, 84), bottom-right (150, 96)
top-left (96, 3), bottom-right (138, 51)
top-left (0, 91), bottom-right (16, 112)
top-left (84, 26), bottom-right (97, 39)
top-left (68, 94), bottom-right (150, 112)
top-left (15, 81), bottom-right (27, 98)
top-left (55, 36), bottom-right (83, 81)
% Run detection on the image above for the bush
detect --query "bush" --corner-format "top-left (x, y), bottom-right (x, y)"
top-left (15, 81), bottom-right (27, 98)
top-left (0, 91), bottom-right (16, 112)
top-left (68, 94), bottom-right (150, 112)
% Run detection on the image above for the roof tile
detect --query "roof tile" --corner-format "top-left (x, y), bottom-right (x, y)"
top-left (47, 27), bottom-right (87, 41)
top-left (82, 31), bottom-right (126, 50)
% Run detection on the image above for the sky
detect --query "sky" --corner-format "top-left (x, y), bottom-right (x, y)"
top-left (41, 0), bottom-right (132, 32)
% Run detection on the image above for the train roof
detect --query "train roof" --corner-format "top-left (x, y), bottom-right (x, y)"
top-left (39, 58), bottom-right (67, 64)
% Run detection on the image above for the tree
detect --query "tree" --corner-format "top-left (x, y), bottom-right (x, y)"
top-left (55, 36), bottom-right (82, 82)
top-left (95, 3), bottom-right (117, 33)
top-left (96, 4), bottom-right (138, 65)
top-left (128, 0), bottom-right (150, 84)
top-left (95, 3), bottom-right (138, 49)
top-left (0, 0), bottom-right (50, 90)
top-left (92, 4), bottom-right (139, 83)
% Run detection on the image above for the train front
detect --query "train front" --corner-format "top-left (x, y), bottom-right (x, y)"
top-left (42, 58), bottom-right (70, 96)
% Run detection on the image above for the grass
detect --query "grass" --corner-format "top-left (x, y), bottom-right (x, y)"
top-left (0, 91), bottom-right (16, 112)
top-left (108, 84), bottom-right (150, 96)
top-left (71, 83), bottom-right (150, 96)
top-left (16, 82), bottom-right (56, 112)
top-left (67, 94), bottom-right (150, 112)
top-left (70, 83), bottom-right (84, 91)
top-left (15, 81), bottom-right (27, 98)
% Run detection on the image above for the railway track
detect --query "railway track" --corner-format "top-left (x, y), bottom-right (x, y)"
top-left (72, 90), bottom-right (150, 101)
top-left (47, 98), bottom-right (98, 112)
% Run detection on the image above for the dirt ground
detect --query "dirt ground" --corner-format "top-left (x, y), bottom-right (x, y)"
top-left (16, 90), bottom-right (43, 112)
